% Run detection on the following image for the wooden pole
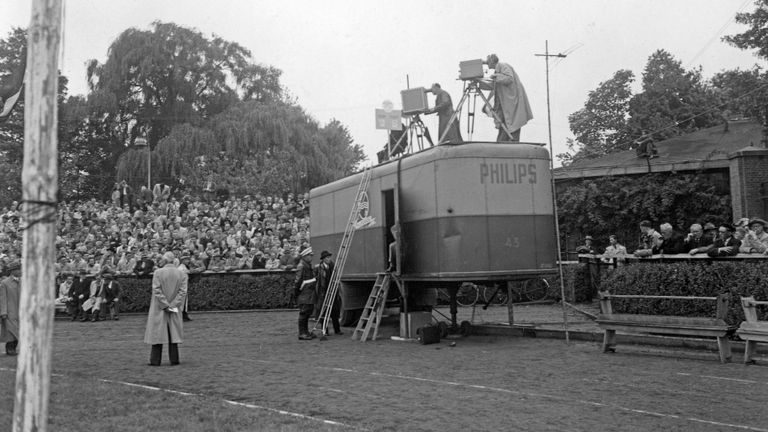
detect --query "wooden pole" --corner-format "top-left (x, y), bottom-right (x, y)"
top-left (14, 1), bottom-right (61, 431)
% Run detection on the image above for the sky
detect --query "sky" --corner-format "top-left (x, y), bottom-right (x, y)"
top-left (2, 0), bottom-right (766, 167)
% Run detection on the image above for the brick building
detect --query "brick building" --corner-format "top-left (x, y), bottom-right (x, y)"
top-left (554, 120), bottom-right (768, 222)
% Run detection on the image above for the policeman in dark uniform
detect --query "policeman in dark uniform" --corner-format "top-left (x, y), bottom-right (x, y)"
top-left (294, 247), bottom-right (317, 340)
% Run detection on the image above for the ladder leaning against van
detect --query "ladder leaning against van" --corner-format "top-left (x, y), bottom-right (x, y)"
top-left (313, 166), bottom-right (374, 336)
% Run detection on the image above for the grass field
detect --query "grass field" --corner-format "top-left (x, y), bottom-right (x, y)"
top-left (1, 307), bottom-right (767, 431)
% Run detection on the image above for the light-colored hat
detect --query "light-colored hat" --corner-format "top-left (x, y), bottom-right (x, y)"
top-left (748, 218), bottom-right (768, 228)
top-left (300, 247), bottom-right (313, 257)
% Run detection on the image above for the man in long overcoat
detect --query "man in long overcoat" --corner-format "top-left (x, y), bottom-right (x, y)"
top-left (294, 247), bottom-right (317, 340)
top-left (0, 261), bottom-right (21, 356)
top-left (483, 54), bottom-right (533, 142)
top-left (144, 252), bottom-right (187, 366)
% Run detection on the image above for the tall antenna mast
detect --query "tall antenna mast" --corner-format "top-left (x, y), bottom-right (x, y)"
top-left (535, 40), bottom-right (570, 344)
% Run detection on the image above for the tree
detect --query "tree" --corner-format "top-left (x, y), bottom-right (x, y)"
top-left (723, 0), bottom-right (768, 60)
top-left (0, 27), bottom-right (27, 205)
top-left (627, 50), bottom-right (720, 142)
top-left (86, 21), bottom-right (283, 150)
top-left (710, 66), bottom-right (768, 121)
top-left (564, 69), bottom-right (634, 163)
top-left (116, 100), bottom-right (365, 196)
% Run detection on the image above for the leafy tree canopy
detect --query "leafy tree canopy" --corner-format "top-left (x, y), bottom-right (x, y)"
top-left (86, 21), bottom-right (283, 149)
top-left (115, 100), bottom-right (365, 196)
top-left (723, 0), bottom-right (768, 60)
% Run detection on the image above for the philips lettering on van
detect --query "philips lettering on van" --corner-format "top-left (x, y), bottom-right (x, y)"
top-left (480, 162), bottom-right (537, 184)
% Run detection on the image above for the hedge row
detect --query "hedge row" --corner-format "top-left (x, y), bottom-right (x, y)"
top-left (598, 261), bottom-right (768, 325)
top-left (115, 272), bottom-right (296, 313)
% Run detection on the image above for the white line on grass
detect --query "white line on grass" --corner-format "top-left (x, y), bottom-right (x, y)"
top-left (98, 378), bottom-right (365, 430)
top-left (322, 368), bottom-right (768, 432)
top-left (676, 372), bottom-right (766, 385)
top-left (1, 367), bottom-right (364, 431)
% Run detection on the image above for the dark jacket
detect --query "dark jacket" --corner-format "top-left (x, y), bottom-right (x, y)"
top-left (684, 233), bottom-right (713, 252)
top-left (293, 261), bottom-right (317, 305)
top-left (134, 258), bottom-right (155, 275)
top-left (706, 237), bottom-right (742, 257)
top-left (653, 231), bottom-right (687, 254)
top-left (102, 279), bottom-right (120, 302)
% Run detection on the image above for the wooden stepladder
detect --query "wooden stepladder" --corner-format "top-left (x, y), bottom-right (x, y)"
top-left (351, 273), bottom-right (390, 342)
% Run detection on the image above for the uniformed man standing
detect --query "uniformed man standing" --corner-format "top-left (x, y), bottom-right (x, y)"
top-left (294, 247), bottom-right (317, 340)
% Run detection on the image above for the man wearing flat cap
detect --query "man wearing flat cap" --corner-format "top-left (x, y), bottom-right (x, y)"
top-left (575, 235), bottom-right (596, 254)
top-left (99, 268), bottom-right (121, 321)
top-left (740, 218), bottom-right (768, 254)
top-left (0, 261), bottom-right (20, 355)
top-left (706, 223), bottom-right (742, 257)
top-left (294, 247), bottom-right (317, 340)
top-left (314, 250), bottom-right (342, 335)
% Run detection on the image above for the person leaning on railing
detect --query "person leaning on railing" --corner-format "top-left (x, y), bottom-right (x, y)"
top-left (706, 223), bottom-right (742, 257)
top-left (652, 223), bottom-right (688, 254)
top-left (739, 218), bottom-right (768, 254)
top-left (685, 223), bottom-right (713, 255)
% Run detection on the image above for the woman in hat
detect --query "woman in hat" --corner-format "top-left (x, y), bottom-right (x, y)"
top-left (740, 218), bottom-right (768, 254)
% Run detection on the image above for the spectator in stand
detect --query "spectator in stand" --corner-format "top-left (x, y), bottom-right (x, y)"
top-left (575, 236), bottom-right (596, 254)
top-left (265, 252), bottom-right (280, 270)
top-left (740, 218), bottom-right (768, 254)
top-left (707, 223), bottom-right (742, 257)
top-left (56, 275), bottom-right (74, 310)
top-left (69, 269), bottom-right (90, 321)
top-left (252, 250), bottom-right (266, 269)
top-left (116, 251), bottom-right (137, 274)
top-left (685, 223), bottom-right (713, 255)
top-left (111, 183), bottom-right (121, 207)
top-left (653, 223), bottom-right (687, 254)
top-left (634, 220), bottom-right (662, 257)
top-left (99, 268), bottom-right (121, 321)
top-left (134, 251), bottom-right (155, 276)
top-left (602, 235), bottom-right (627, 260)
top-left (84, 272), bottom-right (104, 322)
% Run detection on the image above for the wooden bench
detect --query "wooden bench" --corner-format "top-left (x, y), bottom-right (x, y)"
top-left (737, 296), bottom-right (768, 364)
top-left (597, 290), bottom-right (735, 363)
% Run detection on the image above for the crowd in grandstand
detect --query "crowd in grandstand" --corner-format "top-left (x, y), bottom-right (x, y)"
top-left (0, 184), bottom-right (312, 279)
top-left (577, 217), bottom-right (768, 259)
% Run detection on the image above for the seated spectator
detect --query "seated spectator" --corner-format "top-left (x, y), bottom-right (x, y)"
top-left (634, 220), bottom-right (662, 257)
top-left (207, 251), bottom-right (225, 271)
top-left (685, 223), bottom-right (713, 255)
top-left (133, 251), bottom-right (155, 275)
top-left (251, 250), bottom-right (266, 269)
top-left (740, 218), bottom-right (768, 254)
top-left (115, 251), bottom-right (136, 274)
top-left (56, 275), bottom-right (74, 309)
top-left (602, 235), bottom-right (627, 260)
top-left (264, 253), bottom-right (280, 270)
top-left (575, 236), bottom-right (596, 254)
top-left (706, 223), bottom-right (741, 257)
top-left (652, 223), bottom-right (687, 254)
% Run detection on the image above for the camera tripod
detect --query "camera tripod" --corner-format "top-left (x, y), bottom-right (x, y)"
top-left (438, 78), bottom-right (516, 143)
top-left (387, 114), bottom-right (433, 159)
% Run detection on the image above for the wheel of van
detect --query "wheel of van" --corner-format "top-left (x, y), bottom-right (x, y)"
top-left (521, 278), bottom-right (550, 302)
